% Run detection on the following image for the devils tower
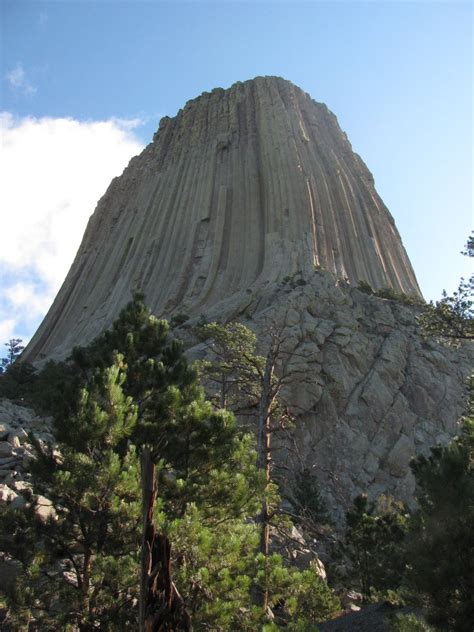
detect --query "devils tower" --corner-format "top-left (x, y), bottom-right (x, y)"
top-left (24, 76), bottom-right (421, 363)
top-left (17, 76), bottom-right (472, 518)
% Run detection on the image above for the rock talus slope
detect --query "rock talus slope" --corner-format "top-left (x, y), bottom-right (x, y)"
top-left (24, 76), bottom-right (421, 363)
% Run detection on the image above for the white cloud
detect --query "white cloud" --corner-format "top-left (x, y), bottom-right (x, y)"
top-left (5, 283), bottom-right (53, 316)
top-left (6, 63), bottom-right (37, 96)
top-left (0, 320), bottom-right (16, 345)
top-left (0, 113), bottom-right (145, 348)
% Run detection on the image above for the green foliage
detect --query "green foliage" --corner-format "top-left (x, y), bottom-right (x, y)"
top-left (160, 502), bottom-right (259, 630)
top-left (390, 613), bottom-right (434, 632)
top-left (418, 280), bottom-right (473, 340)
top-left (169, 311), bottom-right (190, 327)
top-left (357, 280), bottom-right (374, 294)
top-left (283, 565), bottom-right (340, 629)
top-left (24, 359), bottom-right (80, 416)
top-left (0, 355), bottom-right (142, 629)
top-left (194, 320), bottom-right (339, 627)
top-left (0, 338), bottom-right (24, 372)
top-left (161, 490), bottom-right (340, 630)
top-left (250, 555), bottom-right (339, 630)
top-left (196, 320), bottom-right (263, 410)
top-left (0, 360), bottom-right (37, 400)
top-left (0, 297), bottom-right (268, 629)
top-left (0, 338), bottom-right (37, 401)
top-left (290, 467), bottom-right (330, 526)
top-left (406, 410), bottom-right (474, 631)
top-left (357, 281), bottom-right (420, 304)
top-left (373, 287), bottom-right (419, 305)
top-left (461, 232), bottom-right (473, 258)
top-left (418, 233), bottom-right (473, 340)
top-left (343, 494), bottom-right (409, 599)
top-left (0, 298), bottom-right (342, 629)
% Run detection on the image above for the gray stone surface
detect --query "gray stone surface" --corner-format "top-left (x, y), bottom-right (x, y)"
top-left (0, 400), bottom-right (53, 514)
top-left (10, 77), bottom-right (471, 527)
top-left (35, 495), bottom-right (56, 523)
top-left (23, 76), bottom-right (421, 364)
top-left (0, 424), bottom-right (11, 440)
top-left (187, 270), bottom-right (472, 522)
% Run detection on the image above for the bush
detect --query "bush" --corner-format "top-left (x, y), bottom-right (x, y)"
top-left (0, 361), bottom-right (37, 400)
top-left (374, 287), bottom-right (419, 305)
top-left (356, 281), bottom-right (420, 305)
top-left (357, 280), bottom-right (374, 294)
top-left (390, 613), bottom-right (434, 631)
top-left (343, 495), bottom-right (408, 599)
top-left (406, 416), bottom-right (474, 631)
top-left (170, 312), bottom-right (189, 327)
top-left (290, 467), bottom-right (330, 526)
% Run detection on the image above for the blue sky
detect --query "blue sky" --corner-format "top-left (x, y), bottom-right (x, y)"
top-left (1, 0), bottom-right (472, 347)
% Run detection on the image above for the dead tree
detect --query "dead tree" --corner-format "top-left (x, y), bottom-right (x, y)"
top-left (198, 318), bottom-right (314, 610)
top-left (139, 448), bottom-right (192, 632)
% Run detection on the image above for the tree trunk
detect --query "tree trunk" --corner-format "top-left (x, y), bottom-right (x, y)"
top-left (253, 347), bottom-right (275, 612)
top-left (139, 448), bottom-right (193, 632)
top-left (220, 375), bottom-right (227, 409)
top-left (140, 448), bottom-right (155, 631)
top-left (77, 548), bottom-right (92, 630)
top-left (256, 349), bottom-right (274, 470)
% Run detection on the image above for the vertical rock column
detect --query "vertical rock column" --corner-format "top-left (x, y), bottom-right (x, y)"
top-left (24, 76), bottom-right (422, 362)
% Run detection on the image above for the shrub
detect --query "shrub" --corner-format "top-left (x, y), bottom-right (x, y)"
top-left (357, 280), bottom-right (374, 294)
top-left (390, 613), bottom-right (434, 631)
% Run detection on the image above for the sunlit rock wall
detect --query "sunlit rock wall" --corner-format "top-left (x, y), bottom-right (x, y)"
top-left (24, 76), bottom-right (421, 362)
top-left (187, 270), bottom-right (470, 520)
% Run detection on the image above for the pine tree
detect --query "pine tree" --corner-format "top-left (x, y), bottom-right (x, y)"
top-left (0, 338), bottom-right (24, 372)
top-left (1, 296), bottom-right (267, 630)
top-left (0, 339), bottom-right (35, 399)
top-left (407, 403), bottom-right (474, 631)
top-left (196, 320), bottom-right (338, 621)
top-left (343, 494), bottom-right (408, 600)
top-left (290, 466), bottom-right (330, 527)
top-left (196, 321), bottom-right (264, 411)
top-left (0, 355), bottom-right (141, 630)
top-left (418, 233), bottom-right (473, 340)
top-left (1, 298), bottom-right (341, 629)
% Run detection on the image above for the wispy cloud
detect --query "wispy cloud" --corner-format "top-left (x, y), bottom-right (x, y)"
top-left (6, 63), bottom-right (37, 96)
top-left (0, 113), bottom-right (145, 346)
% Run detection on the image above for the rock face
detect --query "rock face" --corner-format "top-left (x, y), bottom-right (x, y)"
top-left (187, 270), bottom-right (471, 520)
top-left (24, 76), bottom-right (421, 363)
top-left (20, 76), bottom-right (471, 520)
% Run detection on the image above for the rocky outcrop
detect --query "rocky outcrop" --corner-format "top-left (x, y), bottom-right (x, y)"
top-left (24, 76), bottom-right (421, 364)
top-left (186, 269), bottom-right (471, 521)
top-left (0, 399), bottom-right (55, 518)
top-left (4, 273), bottom-right (473, 526)
top-left (19, 76), bottom-right (470, 522)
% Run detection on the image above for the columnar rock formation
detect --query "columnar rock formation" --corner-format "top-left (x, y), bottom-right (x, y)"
top-left (15, 76), bottom-right (473, 519)
top-left (24, 76), bottom-right (421, 363)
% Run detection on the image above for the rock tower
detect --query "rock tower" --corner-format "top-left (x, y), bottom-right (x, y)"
top-left (22, 77), bottom-right (472, 517)
top-left (24, 76), bottom-right (421, 363)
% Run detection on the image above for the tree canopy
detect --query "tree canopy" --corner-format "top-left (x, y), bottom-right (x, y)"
top-left (0, 295), bottom-right (340, 631)
top-left (418, 233), bottom-right (473, 340)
